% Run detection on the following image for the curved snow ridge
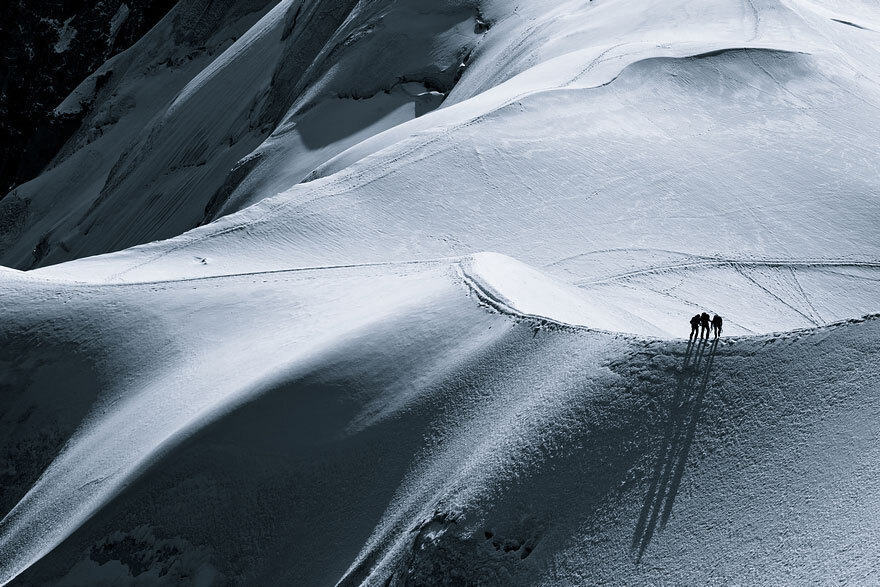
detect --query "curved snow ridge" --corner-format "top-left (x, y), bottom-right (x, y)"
top-left (459, 252), bottom-right (647, 338)
top-left (304, 42), bottom-right (808, 185)
top-left (459, 252), bottom-right (880, 340)
top-left (0, 263), bottom-right (465, 586)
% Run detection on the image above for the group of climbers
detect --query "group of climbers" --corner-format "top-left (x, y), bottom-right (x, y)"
top-left (689, 312), bottom-right (722, 340)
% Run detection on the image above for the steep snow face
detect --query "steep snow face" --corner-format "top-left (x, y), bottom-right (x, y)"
top-left (0, 0), bottom-right (490, 270)
top-left (0, 0), bottom-right (280, 268)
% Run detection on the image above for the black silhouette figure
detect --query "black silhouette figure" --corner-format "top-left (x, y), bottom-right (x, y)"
top-left (712, 314), bottom-right (723, 339)
top-left (699, 312), bottom-right (710, 340)
top-left (689, 314), bottom-right (700, 340)
top-left (632, 337), bottom-right (718, 560)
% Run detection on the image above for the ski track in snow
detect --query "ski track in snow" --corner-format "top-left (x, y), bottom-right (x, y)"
top-left (23, 251), bottom-right (880, 338)
top-left (575, 257), bottom-right (880, 286)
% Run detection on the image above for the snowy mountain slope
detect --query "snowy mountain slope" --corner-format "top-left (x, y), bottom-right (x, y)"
top-left (0, 0), bottom-right (280, 268)
top-left (1, 258), bottom-right (879, 585)
top-left (11, 0), bottom-right (873, 335)
top-left (4, 0), bottom-right (877, 275)
top-left (2, 0), bottom-right (880, 584)
top-left (0, 0), bottom-right (492, 270)
top-left (0, 259), bottom-right (479, 585)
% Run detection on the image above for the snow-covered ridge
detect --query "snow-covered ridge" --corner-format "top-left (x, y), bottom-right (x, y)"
top-left (460, 252), bottom-right (880, 337)
top-left (23, 244), bottom-right (880, 337)
top-left (6, 0), bottom-right (871, 337)
top-left (461, 252), bottom-right (666, 335)
top-left (465, 251), bottom-right (880, 335)
top-left (2, 257), bottom-right (879, 584)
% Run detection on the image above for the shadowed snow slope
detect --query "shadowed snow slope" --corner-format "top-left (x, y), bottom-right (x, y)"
top-left (1, 258), bottom-right (879, 585)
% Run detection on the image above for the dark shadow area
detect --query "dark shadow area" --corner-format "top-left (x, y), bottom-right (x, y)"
top-left (296, 95), bottom-right (402, 149)
top-left (296, 86), bottom-right (445, 151)
top-left (12, 310), bottom-right (515, 587)
top-left (831, 18), bottom-right (872, 31)
top-left (0, 348), bottom-right (100, 520)
top-left (0, 0), bottom-right (177, 193)
top-left (632, 337), bottom-right (717, 560)
top-left (11, 367), bottom-right (413, 586)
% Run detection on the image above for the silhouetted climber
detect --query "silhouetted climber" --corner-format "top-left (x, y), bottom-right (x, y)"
top-left (700, 312), bottom-right (710, 340)
top-left (689, 314), bottom-right (700, 340)
top-left (712, 314), bottom-right (723, 338)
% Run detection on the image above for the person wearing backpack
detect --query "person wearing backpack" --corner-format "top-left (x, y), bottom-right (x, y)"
top-left (712, 314), bottom-right (723, 339)
top-left (689, 314), bottom-right (701, 340)
top-left (700, 312), bottom-right (711, 340)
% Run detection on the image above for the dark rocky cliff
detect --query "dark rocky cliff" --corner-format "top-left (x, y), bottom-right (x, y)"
top-left (0, 1), bottom-right (178, 194)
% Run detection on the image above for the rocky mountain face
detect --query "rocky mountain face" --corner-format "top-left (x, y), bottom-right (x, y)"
top-left (0, 0), bottom-right (177, 194)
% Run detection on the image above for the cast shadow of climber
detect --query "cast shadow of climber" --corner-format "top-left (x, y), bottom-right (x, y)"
top-left (631, 337), bottom-right (717, 561)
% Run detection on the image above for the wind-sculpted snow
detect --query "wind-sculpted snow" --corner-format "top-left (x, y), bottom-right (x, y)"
top-left (2, 258), bottom-right (880, 585)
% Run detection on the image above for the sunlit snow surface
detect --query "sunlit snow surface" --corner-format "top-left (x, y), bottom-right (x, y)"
top-left (2, 0), bottom-right (880, 584)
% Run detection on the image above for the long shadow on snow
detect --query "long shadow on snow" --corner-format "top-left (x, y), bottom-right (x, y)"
top-left (632, 337), bottom-right (717, 560)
